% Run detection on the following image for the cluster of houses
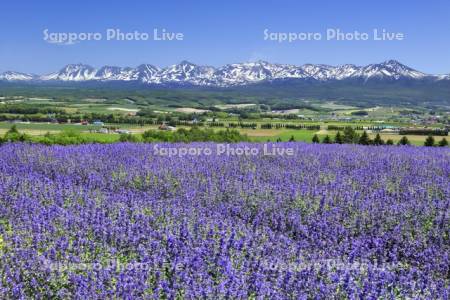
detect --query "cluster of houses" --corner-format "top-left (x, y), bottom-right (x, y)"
top-left (89, 127), bottom-right (131, 134)
top-left (365, 126), bottom-right (449, 136)
top-left (362, 126), bottom-right (400, 134)
top-left (79, 120), bottom-right (104, 126)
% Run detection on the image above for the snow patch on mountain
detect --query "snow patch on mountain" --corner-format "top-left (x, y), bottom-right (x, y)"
top-left (0, 60), bottom-right (447, 86)
top-left (40, 64), bottom-right (97, 81)
top-left (0, 71), bottom-right (36, 81)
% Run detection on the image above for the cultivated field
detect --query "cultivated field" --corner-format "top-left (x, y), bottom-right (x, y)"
top-left (0, 143), bottom-right (448, 298)
top-left (2, 122), bottom-right (444, 145)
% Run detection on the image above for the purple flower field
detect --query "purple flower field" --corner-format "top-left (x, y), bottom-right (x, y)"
top-left (0, 143), bottom-right (448, 299)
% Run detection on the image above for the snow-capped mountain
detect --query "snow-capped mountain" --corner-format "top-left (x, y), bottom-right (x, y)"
top-left (94, 65), bottom-right (143, 81)
top-left (436, 74), bottom-right (450, 80)
top-left (134, 64), bottom-right (160, 83)
top-left (0, 71), bottom-right (36, 81)
top-left (95, 66), bottom-right (124, 80)
top-left (0, 60), bottom-right (447, 86)
top-left (40, 64), bottom-right (97, 81)
top-left (155, 61), bottom-right (216, 85)
top-left (356, 60), bottom-right (426, 80)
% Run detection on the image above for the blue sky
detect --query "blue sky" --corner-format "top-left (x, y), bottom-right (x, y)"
top-left (0, 0), bottom-right (449, 74)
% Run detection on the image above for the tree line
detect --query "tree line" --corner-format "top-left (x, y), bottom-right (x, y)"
top-left (311, 127), bottom-right (448, 147)
top-left (0, 125), bottom-right (249, 145)
top-left (398, 129), bottom-right (448, 136)
top-left (261, 123), bottom-right (320, 130)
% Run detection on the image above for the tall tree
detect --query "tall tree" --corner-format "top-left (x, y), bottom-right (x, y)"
top-left (312, 134), bottom-right (320, 143)
top-left (334, 132), bottom-right (343, 144)
top-left (322, 135), bottom-right (332, 144)
top-left (438, 138), bottom-right (448, 147)
top-left (397, 136), bottom-right (410, 146)
top-left (358, 131), bottom-right (371, 145)
top-left (373, 133), bottom-right (385, 145)
top-left (424, 135), bottom-right (435, 147)
top-left (343, 127), bottom-right (359, 144)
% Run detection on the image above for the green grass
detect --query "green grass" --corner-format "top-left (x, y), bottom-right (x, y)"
top-left (249, 129), bottom-right (319, 142)
top-left (31, 132), bottom-right (122, 144)
top-left (77, 133), bottom-right (121, 143)
top-left (0, 123), bottom-right (99, 132)
top-left (1, 121), bottom-right (446, 146)
top-left (67, 103), bottom-right (141, 114)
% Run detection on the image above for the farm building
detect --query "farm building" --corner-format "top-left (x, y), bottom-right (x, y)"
top-left (158, 124), bottom-right (176, 131)
top-left (93, 121), bottom-right (104, 126)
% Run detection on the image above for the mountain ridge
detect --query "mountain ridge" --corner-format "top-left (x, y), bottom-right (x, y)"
top-left (1, 60), bottom-right (449, 87)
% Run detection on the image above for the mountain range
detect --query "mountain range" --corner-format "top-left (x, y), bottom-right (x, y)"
top-left (1, 60), bottom-right (449, 87)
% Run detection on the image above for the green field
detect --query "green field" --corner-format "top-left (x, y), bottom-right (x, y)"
top-left (2, 122), bottom-right (445, 146)
top-left (0, 90), bottom-right (447, 146)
